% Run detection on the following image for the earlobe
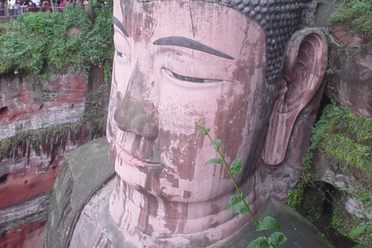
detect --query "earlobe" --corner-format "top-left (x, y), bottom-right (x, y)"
top-left (262, 28), bottom-right (328, 165)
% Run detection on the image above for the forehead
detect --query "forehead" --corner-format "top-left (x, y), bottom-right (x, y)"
top-left (114, 0), bottom-right (265, 61)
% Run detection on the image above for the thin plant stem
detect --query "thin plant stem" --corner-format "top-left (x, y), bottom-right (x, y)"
top-left (205, 132), bottom-right (260, 226)
top-left (204, 129), bottom-right (279, 247)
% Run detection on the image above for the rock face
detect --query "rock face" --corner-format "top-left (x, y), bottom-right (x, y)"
top-left (326, 25), bottom-right (372, 117)
top-left (0, 68), bottom-right (109, 248)
top-left (44, 138), bottom-right (114, 248)
top-left (309, 104), bottom-right (372, 247)
top-left (0, 71), bottom-right (87, 139)
top-left (44, 139), bottom-right (332, 248)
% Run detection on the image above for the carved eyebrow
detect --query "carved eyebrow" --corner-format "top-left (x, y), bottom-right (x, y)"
top-left (113, 17), bottom-right (129, 37)
top-left (153, 36), bottom-right (234, 60)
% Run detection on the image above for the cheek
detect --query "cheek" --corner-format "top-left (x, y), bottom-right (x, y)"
top-left (113, 57), bottom-right (131, 95)
top-left (155, 73), bottom-right (249, 130)
top-left (156, 78), bottom-right (249, 163)
top-left (214, 90), bottom-right (249, 162)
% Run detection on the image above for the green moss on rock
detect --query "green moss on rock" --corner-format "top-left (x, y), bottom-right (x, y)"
top-left (331, 200), bottom-right (372, 247)
top-left (330, 0), bottom-right (372, 37)
top-left (285, 104), bottom-right (372, 247)
top-left (314, 104), bottom-right (372, 175)
top-left (0, 6), bottom-right (113, 76)
top-left (0, 120), bottom-right (105, 161)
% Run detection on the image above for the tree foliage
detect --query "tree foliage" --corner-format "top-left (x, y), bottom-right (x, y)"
top-left (0, 5), bottom-right (113, 76)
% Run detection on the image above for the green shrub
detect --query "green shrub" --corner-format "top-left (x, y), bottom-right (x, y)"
top-left (304, 104), bottom-right (372, 174)
top-left (0, 5), bottom-right (113, 76)
top-left (330, 0), bottom-right (372, 37)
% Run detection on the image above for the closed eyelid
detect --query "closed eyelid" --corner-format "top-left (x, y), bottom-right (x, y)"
top-left (163, 68), bottom-right (223, 83)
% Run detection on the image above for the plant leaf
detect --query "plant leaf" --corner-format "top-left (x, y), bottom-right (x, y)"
top-left (198, 126), bottom-right (210, 136)
top-left (256, 216), bottom-right (280, 232)
top-left (227, 192), bottom-right (245, 208)
top-left (227, 192), bottom-right (251, 214)
top-left (229, 159), bottom-right (243, 175)
top-left (233, 200), bottom-right (251, 214)
top-left (247, 236), bottom-right (270, 248)
top-left (206, 157), bottom-right (223, 165)
top-left (211, 139), bottom-right (221, 150)
top-left (269, 232), bottom-right (287, 246)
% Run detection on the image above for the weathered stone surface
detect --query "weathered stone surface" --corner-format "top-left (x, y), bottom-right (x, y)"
top-left (0, 218), bottom-right (45, 248)
top-left (0, 162), bottom-right (58, 210)
top-left (0, 66), bottom-right (109, 247)
top-left (326, 25), bottom-right (372, 117)
top-left (0, 194), bottom-right (49, 232)
top-left (313, 150), bottom-right (372, 220)
top-left (0, 195), bottom-right (48, 248)
top-left (220, 199), bottom-right (333, 248)
top-left (70, 187), bottom-right (333, 248)
top-left (0, 71), bottom-right (88, 139)
top-left (314, 0), bottom-right (338, 27)
top-left (0, 123), bottom-right (106, 210)
top-left (313, 151), bottom-right (371, 193)
top-left (44, 138), bottom-right (114, 248)
top-left (104, 0), bottom-right (328, 245)
top-left (69, 179), bottom-right (128, 248)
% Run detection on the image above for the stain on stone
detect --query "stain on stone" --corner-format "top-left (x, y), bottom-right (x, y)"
top-left (163, 200), bottom-right (188, 233)
top-left (0, 173), bottom-right (8, 184)
top-left (189, 234), bottom-right (212, 248)
top-left (183, 190), bottom-right (191, 199)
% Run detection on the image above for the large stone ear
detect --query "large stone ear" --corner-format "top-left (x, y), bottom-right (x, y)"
top-left (262, 28), bottom-right (328, 165)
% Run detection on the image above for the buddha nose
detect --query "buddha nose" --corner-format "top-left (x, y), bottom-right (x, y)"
top-left (113, 66), bottom-right (158, 140)
top-left (114, 97), bottom-right (158, 140)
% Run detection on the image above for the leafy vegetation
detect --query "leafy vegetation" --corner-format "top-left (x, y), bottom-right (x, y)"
top-left (287, 103), bottom-right (372, 196)
top-left (200, 125), bottom-right (287, 248)
top-left (331, 199), bottom-right (372, 247)
top-left (0, 5), bottom-right (113, 78)
top-left (316, 105), bottom-right (372, 173)
top-left (330, 0), bottom-right (372, 37)
top-left (285, 104), bottom-right (372, 246)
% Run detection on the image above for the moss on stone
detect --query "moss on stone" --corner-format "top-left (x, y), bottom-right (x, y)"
top-left (0, 120), bottom-right (105, 161)
top-left (330, 0), bottom-right (372, 37)
top-left (330, 199), bottom-right (372, 246)
top-left (324, 135), bottom-right (371, 173)
top-left (313, 104), bottom-right (372, 175)
top-left (356, 191), bottom-right (372, 211)
top-left (285, 104), bottom-right (372, 247)
top-left (285, 181), bottom-right (306, 208)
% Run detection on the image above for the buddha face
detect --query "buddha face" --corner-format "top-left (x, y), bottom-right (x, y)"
top-left (107, 0), bottom-right (271, 204)
top-left (103, 0), bottom-right (329, 245)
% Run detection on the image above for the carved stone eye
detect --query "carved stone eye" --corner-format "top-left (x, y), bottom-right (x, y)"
top-left (163, 68), bottom-right (222, 84)
top-left (116, 51), bottom-right (124, 57)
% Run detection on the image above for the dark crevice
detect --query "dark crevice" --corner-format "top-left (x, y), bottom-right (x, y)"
top-left (300, 182), bottom-right (357, 248)
top-left (0, 106), bottom-right (9, 117)
top-left (0, 173), bottom-right (9, 184)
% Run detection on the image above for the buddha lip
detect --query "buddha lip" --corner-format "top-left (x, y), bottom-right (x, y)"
top-left (112, 141), bottom-right (162, 168)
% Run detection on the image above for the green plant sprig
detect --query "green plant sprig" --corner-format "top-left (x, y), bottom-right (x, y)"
top-left (201, 127), bottom-right (259, 225)
top-left (199, 125), bottom-right (287, 248)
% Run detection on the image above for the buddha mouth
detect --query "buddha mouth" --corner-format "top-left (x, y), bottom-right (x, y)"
top-left (111, 140), bottom-right (162, 168)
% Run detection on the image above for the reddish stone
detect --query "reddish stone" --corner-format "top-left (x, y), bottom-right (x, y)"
top-left (0, 122), bottom-right (106, 210)
top-left (0, 220), bottom-right (45, 248)
top-left (0, 162), bottom-right (59, 209)
top-left (0, 71), bottom-right (88, 139)
top-left (329, 25), bottom-right (367, 47)
top-left (0, 67), bottom-right (108, 247)
top-left (327, 25), bottom-right (372, 117)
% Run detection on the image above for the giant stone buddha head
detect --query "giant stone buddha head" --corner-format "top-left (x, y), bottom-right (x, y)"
top-left (106, 0), bottom-right (328, 246)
